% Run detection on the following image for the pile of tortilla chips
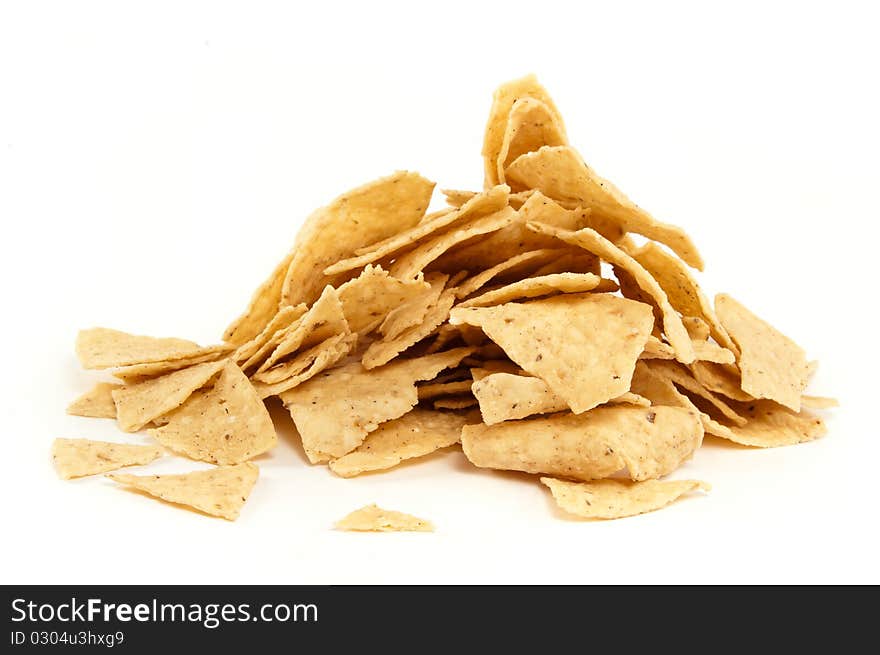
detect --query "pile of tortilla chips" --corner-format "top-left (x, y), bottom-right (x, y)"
top-left (60, 76), bottom-right (834, 525)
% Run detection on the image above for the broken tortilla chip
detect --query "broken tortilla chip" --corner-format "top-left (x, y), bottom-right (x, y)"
top-left (108, 463), bottom-right (258, 521)
top-left (52, 438), bottom-right (163, 479)
top-left (335, 504), bottom-right (433, 532)
top-left (456, 272), bottom-right (607, 308)
top-left (66, 383), bottom-right (120, 419)
top-left (75, 328), bottom-right (205, 370)
top-left (497, 97), bottom-right (567, 186)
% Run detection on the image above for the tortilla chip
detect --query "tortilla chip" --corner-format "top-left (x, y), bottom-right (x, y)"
top-left (716, 399), bottom-right (827, 448)
top-left (527, 222), bottom-right (695, 363)
top-left (453, 249), bottom-right (562, 299)
top-left (75, 328), bottom-right (206, 370)
top-left (329, 409), bottom-right (467, 477)
top-left (259, 285), bottom-right (350, 372)
top-left (223, 251), bottom-right (295, 346)
top-left (644, 360), bottom-right (747, 426)
top-left (280, 347), bottom-right (475, 463)
top-left (641, 336), bottom-right (675, 360)
top-left (432, 396), bottom-right (477, 410)
top-left (461, 405), bottom-right (703, 481)
top-left (482, 75), bottom-right (567, 189)
top-left (378, 273), bottom-right (448, 339)
top-left (112, 359), bottom-right (227, 432)
top-left (52, 438), bottom-right (163, 480)
top-left (530, 250), bottom-right (602, 277)
top-left (457, 272), bottom-right (607, 308)
top-left (541, 477), bottom-right (710, 519)
top-left (417, 379), bottom-right (474, 400)
top-left (630, 242), bottom-right (736, 352)
top-left (335, 504), bottom-right (433, 532)
top-left (149, 361), bottom-right (276, 464)
top-left (389, 206), bottom-right (518, 280)
top-left (693, 340), bottom-right (736, 365)
top-left (472, 372), bottom-right (565, 424)
top-left (324, 186), bottom-right (510, 276)
top-left (362, 289), bottom-right (456, 369)
top-left (66, 383), bottom-right (120, 419)
top-left (690, 361), bottom-right (754, 402)
top-left (108, 463), bottom-right (258, 521)
top-left (507, 146), bottom-right (703, 269)
top-left (251, 332), bottom-right (356, 398)
top-left (801, 395), bottom-right (839, 409)
top-left (280, 171), bottom-right (435, 307)
top-left (682, 316), bottom-right (711, 342)
top-left (451, 293), bottom-right (653, 413)
top-left (111, 345), bottom-right (232, 381)
top-left (497, 97), bottom-right (567, 186)
top-left (716, 294), bottom-right (808, 411)
top-left (233, 304), bottom-right (308, 366)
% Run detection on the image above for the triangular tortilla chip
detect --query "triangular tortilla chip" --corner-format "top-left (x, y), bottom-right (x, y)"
top-left (52, 438), bottom-right (163, 479)
top-left (108, 463), bottom-right (258, 521)
top-left (643, 360), bottom-right (747, 426)
top-left (362, 289), bottom-right (456, 369)
top-left (451, 293), bottom-right (653, 413)
top-left (223, 251), bottom-right (295, 346)
top-left (232, 304), bottom-right (308, 366)
top-left (497, 97), bottom-right (568, 187)
top-left (112, 359), bottom-right (227, 432)
top-left (280, 347), bottom-right (475, 463)
top-left (541, 477), bottom-right (710, 520)
top-left (259, 286), bottom-right (349, 372)
top-left (335, 504), bottom-right (433, 532)
top-left (457, 272), bottom-right (608, 308)
top-left (527, 222), bottom-right (696, 363)
top-left (683, 316), bottom-right (711, 342)
top-left (111, 345), bottom-right (232, 381)
top-left (251, 332), bottom-right (356, 398)
top-left (461, 405), bottom-right (703, 481)
top-left (66, 383), bottom-right (121, 419)
top-left (715, 294), bottom-right (809, 411)
top-left (713, 399), bottom-right (827, 448)
top-left (324, 186), bottom-right (510, 276)
top-left (389, 206), bottom-right (517, 280)
top-left (482, 75), bottom-right (567, 188)
top-left (75, 328), bottom-right (204, 370)
top-left (280, 171), bottom-right (435, 307)
top-left (336, 265), bottom-right (431, 335)
top-left (453, 249), bottom-right (562, 299)
top-left (630, 241), bottom-right (736, 353)
top-left (329, 409), bottom-right (467, 477)
top-left (507, 145), bottom-right (703, 269)
top-left (149, 361), bottom-right (276, 464)
top-left (378, 272), bottom-right (448, 339)
top-left (689, 361), bottom-right (754, 402)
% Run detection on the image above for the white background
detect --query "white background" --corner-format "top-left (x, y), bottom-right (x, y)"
top-left (1, 1), bottom-right (878, 584)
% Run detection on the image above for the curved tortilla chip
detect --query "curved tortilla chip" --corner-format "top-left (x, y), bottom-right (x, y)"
top-left (497, 97), bottom-right (567, 186)
top-left (75, 328), bottom-right (203, 370)
top-left (456, 272), bottom-right (606, 308)
top-left (223, 251), bottom-right (295, 346)
top-left (335, 504), bottom-right (433, 532)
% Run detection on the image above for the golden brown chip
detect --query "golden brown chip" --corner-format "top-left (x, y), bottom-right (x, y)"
top-left (462, 405), bottom-right (703, 481)
top-left (280, 171), bottom-right (435, 307)
top-left (149, 361), bottom-right (276, 464)
top-left (251, 332), bottom-right (356, 398)
top-left (259, 285), bottom-right (350, 372)
top-left (497, 97), bottom-right (567, 186)
top-left (640, 336), bottom-right (675, 360)
top-left (630, 242), bottom-right (736, 353)
top-left (75, 328), bottom-right (205, 370)
top-left (112, 359), bottom-right (227, 432)
top-left (52, 438), bottom-right (163, 479)
top-left (692, 340), bottom-right (736, 365)
top-left (432, 396), bottom-right (477, 410)
top-left (715, 294), bottom-right (809, 411)
top-left (417, 379), bottom-right (474, 400)
top-left (451, 293), bottom-right (653, 413)
top-left (378, 272), bottom-right (448, 339)
top-left (223, 252), bottom-right (296, 346)
top-left (507, 146), bottom-right (703, 269)
top-left (527, 222), bottom-right (696, 363)
top-left (362, 289), bottom-right (456, 370)
top-left (329, 409), bottom-right (467, 477)
top-left (389, 206), bottom-right (518, 280)
top-left (482, 75), bottom-right (567, 189)
top-left (335, 504), bottom-right (433, 532)
top-left (280, 347), bottom-right (475, 463)
top-left (66, 383), bottom-right (121, 419)
top-left (324, 186), bottom-right (510, 276)
top-left (453, 249), bottom-right (563, 299)
top-left (682, 316), bottom-right (711, 342)
top-left (713, 399), bottom-right (827, 448)
top-left (108, 463), bottom-right (258, 521)
top-left (111, 345), bottom-right (232, 381)
top-left (457, 272), bottom-right (611, 308)
top-left (643, 360), bottom-right (746, 426)
top-left (541, 477), bottom-right (710, 520)
top-left (232, 304), bottom-right (308, 366)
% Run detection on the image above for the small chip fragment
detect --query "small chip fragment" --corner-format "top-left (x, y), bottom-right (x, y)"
top-left (541, 477), bottom-right (710, 519)
top-left (335, 504), bottom-right (433, 532)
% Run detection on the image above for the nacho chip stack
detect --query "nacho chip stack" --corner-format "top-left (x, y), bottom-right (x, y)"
top-left (63, 76), bottom-right (834, 522)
